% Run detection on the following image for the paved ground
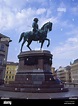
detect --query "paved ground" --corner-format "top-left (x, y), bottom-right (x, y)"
top-left (0, 87), bottom-right (78, 99)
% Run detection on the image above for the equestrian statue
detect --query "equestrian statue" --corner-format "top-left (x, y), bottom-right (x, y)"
top-left (19, 18), bottom-right (53, 52)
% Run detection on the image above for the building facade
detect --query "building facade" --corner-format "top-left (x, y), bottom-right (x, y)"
top-left (51, 67), bottom-right (55, 74)
top-left (51, 67), bottom-right (57, 77)
top-left (71, 59), bottom-right (78, 83)
top-left (57, 66), bottom-right (71, 83)
top-left (4, 62), bottom-right (18, 84)
top-left (0, 33), bottom-right (11, 84)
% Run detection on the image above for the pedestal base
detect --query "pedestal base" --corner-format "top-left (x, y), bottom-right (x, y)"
top-left (0, 50), bottom-right (68, 93)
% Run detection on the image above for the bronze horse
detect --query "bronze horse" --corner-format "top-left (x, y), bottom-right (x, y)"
top-left (19, 22), bottom-right (53, 52)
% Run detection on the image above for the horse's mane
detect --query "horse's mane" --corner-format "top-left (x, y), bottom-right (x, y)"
top-left (41, 22), bottom-right (50, 30)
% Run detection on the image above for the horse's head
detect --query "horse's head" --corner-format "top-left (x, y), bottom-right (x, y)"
top-left (48, 22), bottom-right (52, 31)
top-left (41, 22), bottom-right (53, 32)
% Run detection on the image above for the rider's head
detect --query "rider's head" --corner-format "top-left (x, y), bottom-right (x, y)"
top-left (33, 18), bottom-right (38, 23)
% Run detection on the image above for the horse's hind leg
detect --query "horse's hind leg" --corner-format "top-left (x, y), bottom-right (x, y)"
top-left (27, 40), bottom-right (32, 51)
top-left (21, 40), bottom-right (25, 52)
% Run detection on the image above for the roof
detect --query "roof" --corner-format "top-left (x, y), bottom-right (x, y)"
top-left (65, 66), bottom-right (71, 70)
top-left (74, 59), bottom-right (78, 64)
top-left (0, 33), bottom-right (12, 42)
top-left (7, 61), bottom-right (19, 65)
top-left (0, 33), bottom-right (9, 38)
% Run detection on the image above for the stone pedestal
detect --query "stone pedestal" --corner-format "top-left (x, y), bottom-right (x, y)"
top-left (2, 50), bottom-right (68, 93)
top-left (15, 50), bottom-right (53, 88)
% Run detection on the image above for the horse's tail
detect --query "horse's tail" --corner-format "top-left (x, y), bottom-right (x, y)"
top-left (19, 32), bottom-right (24, 43)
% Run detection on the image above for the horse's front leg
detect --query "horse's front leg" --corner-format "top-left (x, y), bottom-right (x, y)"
top-left (27, 40), bottom-right (32, 51)
top-left (46, 38), bottom-right (50, 47)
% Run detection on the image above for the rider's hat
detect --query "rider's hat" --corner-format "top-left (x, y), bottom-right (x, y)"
top-left (33, 18), bottom-right (38, 22)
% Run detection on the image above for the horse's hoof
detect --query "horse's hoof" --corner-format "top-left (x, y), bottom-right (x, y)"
top-left (40, 48), bottom-right (43, 51)
top-left (20, 50), bottom-right (22, 53)
top-left (29, 49), bottom-right (32, 51)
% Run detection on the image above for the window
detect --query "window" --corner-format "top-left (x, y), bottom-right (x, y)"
top-left (7, 71), bottom-right (8, 74)
top-left (0, 58), bottom-right (3, 65)
top-left (0, 44), bottom-right (5, 51)
top-left (11, 71), bottom-right (14, 74)
top-left (9, 76), bottom-right (11, 79)
top-left (7, 67), bottom-right (9, 70)
top-left (12, 76), bottom-right (14, 79)
top-left (6, 76), bottom-right (8, 79)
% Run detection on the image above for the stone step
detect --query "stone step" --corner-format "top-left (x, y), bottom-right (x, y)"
top-left (9, 80), bottom-right (34, 84)
top-left (0, 86), bottom-right (68, 93)
top-left (5, 83), bottom-right (64, 89)
top-left (7, 80), bottom-right (56, 85)
top-left (18, 88), bottom-right (68, 93)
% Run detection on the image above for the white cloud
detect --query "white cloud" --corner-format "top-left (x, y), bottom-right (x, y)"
top-left (26, 0), bottom-right (46, 3)
top-left (52, 26), bottom-right (78, 68)
top-left (36, 8), bottom-right (46, 15)
top-left (2, 0), bottom-right (27, 9)
top-left (67, 38), bottom-right (78, 43)
top-left (57, 2), bottom-right (67, 12)
top-left (0, 6), bottom-right (15, 30)
top-left (52, 28), bottom-right (78, 60)
top-left (71, 6), bottom-right (78, 15)
top-left (0, 0), bottom-right (63, 33)
top-left (0, 0), bottom-right (57, 33)
top-left (66, 27), bottom-right (78, 36)
top-left (0, 6), bottom-right (37, 32)
top-left (61, 20), bottom-right (74, 28)
top-left (52, 42), bottom-right (78, 68)
top-left (57, 7), bottom-right (66, 12)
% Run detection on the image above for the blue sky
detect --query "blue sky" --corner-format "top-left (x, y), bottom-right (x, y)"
top-left (0, 0), bottom-right (78, 69)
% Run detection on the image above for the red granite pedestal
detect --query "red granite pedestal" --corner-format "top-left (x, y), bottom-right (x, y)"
top-left (2, 50), bottom-right (68, 92)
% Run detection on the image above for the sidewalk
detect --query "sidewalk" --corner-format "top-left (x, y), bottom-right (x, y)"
top-left (0, 88), bottom-right (78, 99)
